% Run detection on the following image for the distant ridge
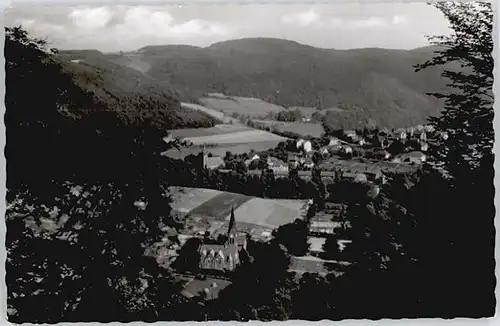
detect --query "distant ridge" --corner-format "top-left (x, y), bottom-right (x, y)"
top-left (64, 37), bottom-right (453, 129)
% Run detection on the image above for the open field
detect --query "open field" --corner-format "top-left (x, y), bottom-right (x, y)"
top-left (163, 140), bottom-right (283, 159)
top-left (228, 197), bottom-right (307, 228)
top-left (252, 120), bottom-right (324, 138)
top-left (274, 122), bottom-right (324, 138)
top-left (233, 96), bottom-right (286, 115)
top-left (189, 192), bottom-right (253, 220)
top-left (168, 187), bottom-right (308, 232)
top-left (199, 96), bottom-right (285, 118)
top-left (169, 187), bottom-right (223, 214)
top-left (184, 129), bottom-right (287, 145)
top-left (180, 102), bottom-right (229, 122)
top-left (164, 122), bottom-right (288, 159)
top-left (168, 124), bottom-right (251, 139)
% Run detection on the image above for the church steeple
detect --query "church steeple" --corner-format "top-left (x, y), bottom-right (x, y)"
top-left (227, 206), bottom-right (236, 238)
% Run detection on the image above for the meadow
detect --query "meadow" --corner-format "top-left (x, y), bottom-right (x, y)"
top-left (180, 102), bottom-right (227, 121)
top-left (273, 122), bottom-right (324, 138)
top-left (168, 187), bottom-right (308, 231)
top-left (199, 96), bottom-right (285, 118)
top-left (252, 120), bottom-right (324, 138)
top-left (168, 124), bottom-right (251, 139)
top-left (184, 129), bottom-right (287, 146)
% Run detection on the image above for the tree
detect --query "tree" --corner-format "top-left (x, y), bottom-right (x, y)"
top-left (5, 27), bottom-right (185, 323)
top-left (415, 1), bottom-right (493, 176)
top-left (173, 238), bottom-right (202, 274)
top-left (271, 219), bottom-right (309, 256)
top-left (290, 273), bottom-right (331, 320)
top-left (412, 1), bottom-right (495, 317)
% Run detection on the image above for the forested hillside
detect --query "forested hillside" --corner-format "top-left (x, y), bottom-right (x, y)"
top-left (112, 38), bottom-right (453, 128)
top-left (56, 49), bottom-right (219, 129)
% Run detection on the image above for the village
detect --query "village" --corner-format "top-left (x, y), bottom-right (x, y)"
top-left (205, 122), bottom-right (447, 181)
top-left (151, 122), bottom-right (449, 300)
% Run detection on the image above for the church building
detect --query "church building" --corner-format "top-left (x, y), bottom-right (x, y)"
top-left (198, 207), bottom-right (247, 272)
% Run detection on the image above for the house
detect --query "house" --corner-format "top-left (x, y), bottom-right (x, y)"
top-left (414, 130), bottom-right (427, 142)
top-left (407, 127), bottom-right (415, 137)
top-left (267, 157), bottom-right (289, 174)
top-left (420, 142), bottom-right (429, 152)
top-left (309, 221), bottom-right (338, 235)
top-left (303, 140), bottom-right (313, 153)
top-left (199, 207), bottom-right (247, 272)
top-left (307, 237), bottom-right (326, 255)
top-left (440, 132), bottom-right (449, 141)
top-left (394, 128), bottom-right (407, 141)
top-left (296, 138), bottom-right (312, 153)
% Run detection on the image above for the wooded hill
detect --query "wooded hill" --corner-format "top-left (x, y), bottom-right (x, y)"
top-left (62, 38), bottom-right (455, 129)
top-left (56, 50), bottom-right (220, 130)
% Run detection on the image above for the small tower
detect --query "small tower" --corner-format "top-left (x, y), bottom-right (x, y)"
top-left (201, 145), bottom-right (208, 169)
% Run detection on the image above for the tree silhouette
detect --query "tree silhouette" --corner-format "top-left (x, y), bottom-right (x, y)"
top-left (415, 1), bottom-right (493, 176)
top-left (5, 27), bottom-right (186, 323)
top-left (409, 2), bottom-right (495, 317)
top-left (271, 219), bottom-right (309, 256)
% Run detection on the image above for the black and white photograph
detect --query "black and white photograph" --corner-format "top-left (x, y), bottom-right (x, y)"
top-left (3, 0), bottom-right (496, 323)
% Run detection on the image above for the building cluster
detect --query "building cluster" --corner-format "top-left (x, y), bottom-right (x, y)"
top-left (306, 203), bottom-right (352, 256)
top-left (194, 125), bottom-right (446, 192)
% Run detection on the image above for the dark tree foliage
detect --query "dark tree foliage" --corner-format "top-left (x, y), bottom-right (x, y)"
top-left (172, 238), bottom-right (202, 274)
top-left (415, 1), bottom-right (493, 175)
top-left (410, 1), bottom-right (495, 317)
top-left (5, 26), bottom-right (186, 323)
top-left (275, 109), bottom-right (303, 122)
top-left (57, 48), bottom-right (219, 130)
top-left (271, 219), bottom-right (309, 256)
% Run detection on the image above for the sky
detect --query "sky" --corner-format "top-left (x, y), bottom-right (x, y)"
top-left (5, 3), bottom-right (452, 52)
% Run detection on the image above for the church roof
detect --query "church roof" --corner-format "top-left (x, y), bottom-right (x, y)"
top-left (199, 243), bottom-right (238, 258)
